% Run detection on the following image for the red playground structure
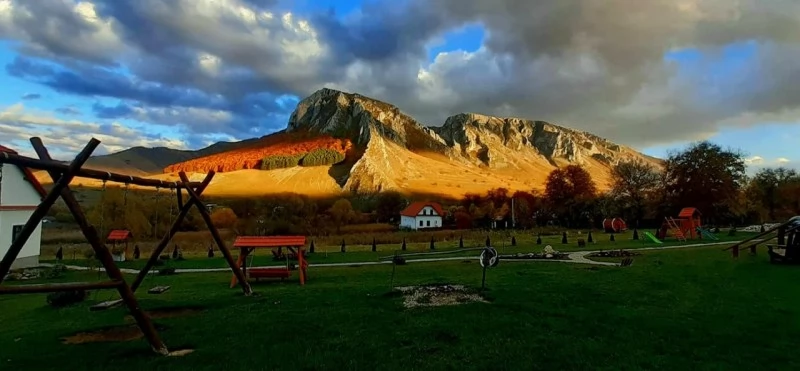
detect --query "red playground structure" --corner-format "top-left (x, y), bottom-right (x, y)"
top-left (660, 207), bottom-right (702, 241)
top-left (229, 236), bottom-right (308, 288)
top-left (602, 218), bottom-right (627, 233)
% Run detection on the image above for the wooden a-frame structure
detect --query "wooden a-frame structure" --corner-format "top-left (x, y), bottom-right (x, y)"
top-left (0, 137), bottom-right (252, 355)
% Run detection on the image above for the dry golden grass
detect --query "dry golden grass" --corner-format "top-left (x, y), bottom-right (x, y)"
top-left (33, 134), bottom-right (627, 199)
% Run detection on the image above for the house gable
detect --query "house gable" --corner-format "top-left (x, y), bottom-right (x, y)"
top-left (1, 163), bottom-right (44, 207)
top-left (400, 201), bottom-right (444, 218)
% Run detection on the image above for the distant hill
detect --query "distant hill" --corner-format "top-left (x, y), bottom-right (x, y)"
top-left (76, 135), bottom-right (277, 175)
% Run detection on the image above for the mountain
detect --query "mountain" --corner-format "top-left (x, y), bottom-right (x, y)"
top-left (38, 88), bottom-right (661, 198)
top-left (280, 88), bottom-right (661, 195)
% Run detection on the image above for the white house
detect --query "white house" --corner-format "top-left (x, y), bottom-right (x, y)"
top-left (399, 202), bottom-right (444, 230)
top-left (0, 145), bottom-right (46, 269)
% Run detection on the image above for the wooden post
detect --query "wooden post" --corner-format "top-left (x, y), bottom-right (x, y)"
top-left (0, 139), bottom-right (98, 281)
top-left (298, 247), bottom-right (306, 286)
top-left (130, 173), bottom-right (214, 292)
top-left (30, 138), bottom-right (169, 355)
top-left (179, 172), bottom-right (252, 295)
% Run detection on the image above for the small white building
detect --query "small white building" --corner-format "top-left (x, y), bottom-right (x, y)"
top-left (399, 201), bottom-right (444, 230)
top-left (0, 145), bottom-right (46, 269)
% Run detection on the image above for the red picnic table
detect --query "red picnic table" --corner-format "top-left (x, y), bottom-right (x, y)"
top-left (229, 236), bottom-right (308, 288)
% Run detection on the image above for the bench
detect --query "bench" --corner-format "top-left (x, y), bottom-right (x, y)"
top-left (248, 268), bottom-right (291, 280)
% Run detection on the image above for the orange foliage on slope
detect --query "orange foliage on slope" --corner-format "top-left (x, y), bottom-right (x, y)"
top-left (165, 135), bottom-right (352, 173)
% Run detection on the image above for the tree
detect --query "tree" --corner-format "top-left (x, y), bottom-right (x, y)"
top-left (210, 208), bottom-right (239, 229)
top-left (375, 191), bottom-right (406, 223)
top-left (611, 159), bottom-right (661, 225)
top-left (328, 199), bottom-right (355, 233)
top-left (665, 141), bottom-right (746, 223)
top-left (750, 167), bottom-right (800, 221)
top-left (544, 165), bottom-right (597, 227)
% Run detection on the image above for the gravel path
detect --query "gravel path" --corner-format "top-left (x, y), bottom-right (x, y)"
top-left (40, 239), bottom-right (743, 273)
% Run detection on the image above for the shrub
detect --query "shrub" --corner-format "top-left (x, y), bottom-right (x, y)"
top-left (158, 267), bottom-right (177, 276)
top-left (262, 154), bottom-right (303, 170)
top-left (300, 148), bottom-right (346, 167)
top-left (44, 264), bottom-right (67, 279)
top-left (47, 290), bottom-right (87, 308)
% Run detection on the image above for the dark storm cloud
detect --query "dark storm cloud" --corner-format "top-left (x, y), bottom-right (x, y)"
top-left (1, 0), bottom-right (799, 150)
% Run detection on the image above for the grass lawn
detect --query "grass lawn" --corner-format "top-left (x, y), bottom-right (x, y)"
top-left (41, 230), bottom-right (755, 270)
top-left (4, 243), bottom-right (800, 370)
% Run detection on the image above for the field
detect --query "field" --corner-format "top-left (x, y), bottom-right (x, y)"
top-left (39, 229), bottom-right (748, 270)
top-left (4, 244), bottom-right (800, 370)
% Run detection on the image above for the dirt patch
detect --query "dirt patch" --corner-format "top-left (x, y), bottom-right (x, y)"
top-left (124, 306), bottom-right (205, 322)
top-left (395, 284), bottom-right (489, 308)
top-left (62, 325), bottom-right (159, 344)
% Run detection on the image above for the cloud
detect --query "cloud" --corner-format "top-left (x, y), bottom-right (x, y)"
top-left (1, 0), bottom-right (799, 151)
top-left (20, 92), bottom-right (41, 100)
top-left (0, 103), bottom-right (186, 158)
top-left (776, 157), bottom-right (791, 164)
top-left (55, 105), bottom-right (81, 115)
top-left (745, 156), bottom-right (764, 165)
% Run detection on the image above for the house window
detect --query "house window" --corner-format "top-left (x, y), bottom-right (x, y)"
top-left (12, 225), bottom-right (24, 244)
top-left (427, 220), bottom-right (430, 227)
top-left (419, 220), bottom-right (423, 227)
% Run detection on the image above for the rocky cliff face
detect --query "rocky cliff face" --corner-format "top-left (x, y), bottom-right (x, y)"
top-left (286, 88), bottom-right (661, 194)
top-left (435, 113), bottom-right (656, 168)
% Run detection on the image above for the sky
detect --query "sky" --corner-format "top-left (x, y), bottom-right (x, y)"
top-left (0, 0), bottom-right (798, 173)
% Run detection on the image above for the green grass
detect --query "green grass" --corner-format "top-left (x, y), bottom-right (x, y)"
top-left (4, 244), bottom-right (800, 370)
top-left (42, 231), bottom-right (753, 270)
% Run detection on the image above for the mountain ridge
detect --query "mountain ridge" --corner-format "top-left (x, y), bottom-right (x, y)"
top-left (38, 88), bottom-right (662, 197)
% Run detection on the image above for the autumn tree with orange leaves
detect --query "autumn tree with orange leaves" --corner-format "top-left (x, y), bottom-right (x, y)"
top-left (544, 165), bottom-right (597, 227)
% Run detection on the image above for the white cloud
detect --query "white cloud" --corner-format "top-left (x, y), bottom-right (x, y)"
top-left (745, 156), bottom-right (764, 165)
top-left (776, 157), bottom-right (791, 164)
top-left (0, 103), bottom-right (186, 158)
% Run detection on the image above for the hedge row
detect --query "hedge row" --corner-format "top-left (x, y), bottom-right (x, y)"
top-left (261, 149), bottom-right (346, 170)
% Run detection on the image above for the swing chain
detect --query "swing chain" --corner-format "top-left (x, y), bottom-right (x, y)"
top-left (99, 178), bottom-right (107, 237)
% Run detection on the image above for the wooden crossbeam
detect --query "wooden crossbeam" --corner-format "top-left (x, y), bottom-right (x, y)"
top-left (178, 172), bottom-right (252, 295)
top-left (0, 148), bottom-right (201, 189)
top-left (0, 280), bottom-right (121, 295)
top-left (30, 138), bottom-right (169, 355)
top-left (0, 139), bottom-right (98, 281)
top-left (129, 173), bottom-right (213, 292)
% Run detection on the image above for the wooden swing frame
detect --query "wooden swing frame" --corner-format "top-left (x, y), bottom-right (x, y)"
top-left (0, 137), bottom-right (252, 356)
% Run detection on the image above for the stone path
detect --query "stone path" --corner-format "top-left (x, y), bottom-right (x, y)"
top-left (40, 239), bottom-right (745, 274)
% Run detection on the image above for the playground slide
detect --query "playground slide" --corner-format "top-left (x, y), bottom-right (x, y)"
top-left (697, 228), bottom-right (719, 241)
top-left (643, 231), bottom-right (664, 244)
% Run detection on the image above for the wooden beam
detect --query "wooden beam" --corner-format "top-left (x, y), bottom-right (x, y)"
top-left (30, 138), bottom-right (169, 356)
top-left (723, 220), bottom-right (799, 251)
top-left (0, 280), bottom-right (121, 295)
top-left (0, 146), bottom-right (201, 189)
top-left (130, 172), bottom-right (214, 292)
top-left (179, 171), bottom-right (252, 296)
top-left (0, 139), bottom-right (98, 282)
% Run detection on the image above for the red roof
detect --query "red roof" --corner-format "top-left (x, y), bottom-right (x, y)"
top-left (233, 236), bottom-right (306, 248)
top-left (678, 207), bottom-right (701, 218)
top-left (0, 145), bottom-right (47, 199)
top-left (400, 201), bottom-right (444, 217)
top-left (107, 230), bottom-right (133, 241)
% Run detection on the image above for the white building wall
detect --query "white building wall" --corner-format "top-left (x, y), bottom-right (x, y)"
top-left (400, 215), bottom-right (417, 229)
top-left (413, 215), bottom-right (442, 229)
top-left (0, 164), bottom-right (43, 269)
top-left (1, 164), bottom-right (42, 206)
top-left (0, 210), bottom-right (42, 268)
